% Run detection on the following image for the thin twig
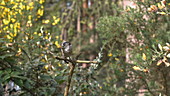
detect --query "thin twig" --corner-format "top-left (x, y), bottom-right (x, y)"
top-left (55, 56), bottom-right (98, 64)
top-left (64, 63), bottom-right (76, 96)
top-left (49, 51), bottom-right (98, 96)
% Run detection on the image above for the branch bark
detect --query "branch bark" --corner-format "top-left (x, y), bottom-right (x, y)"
top-left (55, 56), bottom-right (98, 64)
top-left (64, 63), bottom-right (75, 96)
top-left (55, 56), bottom-right (98, 96)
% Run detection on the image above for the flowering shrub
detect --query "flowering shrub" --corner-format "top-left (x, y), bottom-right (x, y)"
top-left (0, 0), bottom-right (64, 95)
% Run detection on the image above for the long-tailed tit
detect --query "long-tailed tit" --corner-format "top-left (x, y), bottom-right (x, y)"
top-left (61, 41), bottom-right (72, 63)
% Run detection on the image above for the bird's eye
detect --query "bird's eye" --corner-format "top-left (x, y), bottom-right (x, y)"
top-left (62, 42), bottom-right (66, 46)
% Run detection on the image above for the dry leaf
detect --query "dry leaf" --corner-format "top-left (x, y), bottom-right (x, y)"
top-left (164, 62), bottom-right (170, 67)
top-left (167, 53), bottom-right (170, 58)
top-left (157, 60), bottom-right (162, 66)
top-left (163, 46), bottom-right (169, 51)
top-left (142, 53), bottom-right (147, 61)
top-left (158, 44), bottom-right (163, 51)
top-left (133, 66), bottom-right (141, 71)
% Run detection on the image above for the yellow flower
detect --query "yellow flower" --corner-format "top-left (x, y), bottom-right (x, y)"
top-left (3, 26), bottom-right (9, 31)
top-left (26, 20), bottom-right (32, 27)
top-left (4, 7), bottom-right (10, 12)
top-left (11, 18), bottom-right (16, 23)
top-left (28, 15), bottom-right (32, 20)
top-left (7, 35), bottom-right (12, 40)
top-left (115, 58), bottom-right (119, 61)
top-left (3, 19), bottom-right (10, 25)
top-left (55, 41), bottom-right (61, 48)
top-left (42, 20), bottom-right (50, 24)
top-left (53, 16), bottom-right (56, 19)
top-left (10, 0), bottom-right (15, 4)
top-left (108, 53), bottom-right (113, 57)
top-left (29, 2), bottom-right (34, 6)
top-left (37, 9), bottom-right (44, 16)
top-left (52, 18), bottom-right (60, 25)
top-left (12, 4), bottom-right (18, 9)
top-left (45, 36), bottom-right (48, 39)
top-left (10, 24), bottom-right (13, 28)
top-left (55, 36), bottom-right (59, 39)
top-left (9, 11), bottom-right (16, 15)
top-left (133, 66), bottom-right (141, 71)
top-left (52, 23), bottom-right (55, 25)
top-left (19, 3), bottom-right (25, 10)
top-left (39, 0), bottom-right (45, 4)
top-left (14, 26), bottom-right (17, 33)
top-left (41, 59), bottom-right (46, 62)
top-left (58, 63), bottom-right (62, 67)
top-left (41, 54), bottom-right (44, 56)
top-left (44, 65), bottom-right (49, 70)
top-left (26, 2), bottom-right (34, 10)
top-left (18, 9), bottom-right (22, 15)
top-left (38, 33), bottom-right (42, 36)
top-left (26, 5), bottom-right (30, 10)
top-left (34, 32), bottom-right (37, 35)
top-left (41, 5), bottom-right (44, 8)
top-left (1, 0), bottom-right (6, 5)
top-left (16, 22), bottom-right (21, 29)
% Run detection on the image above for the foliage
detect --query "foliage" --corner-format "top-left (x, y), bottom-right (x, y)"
top-left (96, 0), bottom-right (170, 95)
top-left (0, 0), bottom-right (64, 95)
top-left (0, 0), bottom-right (102, 95)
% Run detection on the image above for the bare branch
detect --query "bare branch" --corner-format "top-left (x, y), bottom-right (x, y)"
top-left (49, 51), bottom-right (98, 96)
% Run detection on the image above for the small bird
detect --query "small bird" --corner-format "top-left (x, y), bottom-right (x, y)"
top-left (61, 41), bottom-right (72, 63)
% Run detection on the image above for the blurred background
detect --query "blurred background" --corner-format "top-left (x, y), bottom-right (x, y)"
top-left (0, 0), bottom-right (170, 96)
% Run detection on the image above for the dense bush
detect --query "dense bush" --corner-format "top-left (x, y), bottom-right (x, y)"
top-left (96, 0), bottom-right (170, 95)
top-left (0, 0), bottom-right (64, 95)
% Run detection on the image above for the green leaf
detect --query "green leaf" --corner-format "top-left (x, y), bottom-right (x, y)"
top-left (47, 88), bottom-right (55, 95)
top-left (0, 54), bottom-right (13, 59)
top-left (2, 74), bottom-right (11, 82)
top-left (11, 71), bottom-right (22, 76)
top-left (40, 75), bottom-right (52, 80)
top-left (12, 75), bottom-right (28, 80)
top-left (14, 79), bottom-right (24, 87)
top-left (24, 80), bottom-right (33, 89)
top-left (55, 76), bottom-right (65, 84)
top-left (0, 71), bottom-right (3, 76)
